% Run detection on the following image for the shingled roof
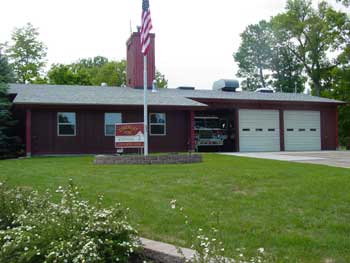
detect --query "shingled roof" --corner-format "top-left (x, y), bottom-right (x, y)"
top-left (8, 84), bottom-right (343, 107)
top-left (8, 84), bottom-right (206, 107)
top-left (162, 88), bottom-right (344, 104)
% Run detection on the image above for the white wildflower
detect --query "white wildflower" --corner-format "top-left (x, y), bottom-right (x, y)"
top-left (170, 199), bottom-right (177, 209)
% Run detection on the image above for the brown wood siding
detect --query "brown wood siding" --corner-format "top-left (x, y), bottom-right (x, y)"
top-left (321, 108), bottom-right (337, 150)
top-left (30, 109), bottom-right (188, 155)
top-left (195, 100), bottom-right (339, 151)
top-left (234, 109), bottom-right (240, 152)
top-left (279, 109), bottom-right (285, 151)
top-left (16, 98), bottom-right (340, 154)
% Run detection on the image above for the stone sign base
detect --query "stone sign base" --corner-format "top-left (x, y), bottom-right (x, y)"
top-left (94, 153), bottom-right (202, 165)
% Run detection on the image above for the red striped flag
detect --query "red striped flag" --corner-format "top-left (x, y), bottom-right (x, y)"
top-left (141, 0), bottom-right (153, 55)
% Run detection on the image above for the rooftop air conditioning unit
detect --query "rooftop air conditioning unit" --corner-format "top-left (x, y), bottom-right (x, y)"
top-left (212, 79), bottom-right (239, 92)
top-left (255, 87), bottom-right (275, 93)
top-left (177, 86), bottom-right (195, 90)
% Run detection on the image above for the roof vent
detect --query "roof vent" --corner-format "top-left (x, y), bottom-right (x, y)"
top-left (152, 79), bottom-right (157, 93)
top-left (177, 86), bottom-right (195, 90)
top-left (101, 82), bottom-right (108, 87)
top-left (255, 87), bottom-right (275, 93)
top-left (212, 79), bottom-right (239, 92)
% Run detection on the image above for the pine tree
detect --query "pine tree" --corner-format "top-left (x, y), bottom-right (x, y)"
top-left (0, 52), bottom-right (20, 158)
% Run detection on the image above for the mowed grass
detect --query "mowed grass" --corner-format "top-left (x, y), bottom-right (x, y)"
top-left (0, 154), bottom-right (350, 262)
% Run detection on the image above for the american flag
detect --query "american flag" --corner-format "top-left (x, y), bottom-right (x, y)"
top-left (141, 0), bottom-right (153, 55)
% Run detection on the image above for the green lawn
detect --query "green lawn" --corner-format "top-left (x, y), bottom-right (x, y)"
top-left (0, 154), bottom-right (349, 262)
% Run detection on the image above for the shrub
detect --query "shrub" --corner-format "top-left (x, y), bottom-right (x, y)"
top-left (0, 181), bottom-right (139, 263)
top-left (0, 182), bottom-right (35, 230)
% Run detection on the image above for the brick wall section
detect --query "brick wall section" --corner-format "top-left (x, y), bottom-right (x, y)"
top-left (94, 154), bottom-right (202, 165)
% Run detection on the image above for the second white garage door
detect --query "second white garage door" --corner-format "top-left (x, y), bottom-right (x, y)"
top-left (284, 111), bottom-right (321, 151)
top-left (239, 110), bottom-right (280, 152)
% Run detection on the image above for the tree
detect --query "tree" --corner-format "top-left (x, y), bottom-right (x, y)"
top-left (234, 20), bottom-right (274, 90)
top-left (77, 56), bottom-right (109, 69)
top-left (48, 64), bottom-right (82, 85)
top-left (320, 67), bottom-right (350, 147)
top-left (336, 0), bottom-right (350, 6)
top-left (271, 45), bottom-right (306, 93)
top-left (47, 58), bottom-right (126, 86)
top-left (0, 53), bottom-right (20, 158)
top-left (91, 60), bottom-right (126, 87)
top-left (272, 0), bottom-right (348, 96)
top-left (0, 51), bottom-right (14, 83)
top-left (155, 70), bottom-right (168, 88)
top-left (234, 19), bottom-right (306, 92)
top-left (47, 57), bottom-right (167, 88)
top-left (5, 23), bottom-right (47, 83)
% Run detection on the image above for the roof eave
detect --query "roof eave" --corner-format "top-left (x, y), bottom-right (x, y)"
top-left (12, 102), bottom-right (207, 110)
top-left (188, 97), bottom-right (344, 105)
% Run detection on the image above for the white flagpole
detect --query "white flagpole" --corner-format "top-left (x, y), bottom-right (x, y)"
top-left (143, 54), bottom-right (148, 156)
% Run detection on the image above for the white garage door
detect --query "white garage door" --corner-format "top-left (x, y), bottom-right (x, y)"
top-left (284, 111), bottom-right (321, 151)
top-left (239, 110), bottom-right (280, 152)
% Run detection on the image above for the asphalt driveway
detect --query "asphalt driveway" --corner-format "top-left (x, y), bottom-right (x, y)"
top-left (222, 151), bottom-right (350, 168)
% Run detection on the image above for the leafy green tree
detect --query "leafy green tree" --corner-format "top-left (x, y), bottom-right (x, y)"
top-left (47, 57), bottom-right (167, 88)
top-left (0, 53), bottom-right (20, 158)
top-left (76, 56), bottom-right (109, 69)
top-left (0, 51), bottom-right (14, 83)
top-left (272, 0), bottom-right (348, 96)
top-left (91, 60), bottom-right (126, 87)
top-left (5, 23), bottom-right (47, 83)
top-left (271, 45), bottom-right (306, 93)
top-left (321, 67), bottom-right (350, 147)
top-left (155, 70), bottom-right (168, 89)
top-left (48, 64), bottom-right (81, 85)
top-left (234, 20), bottom-right (274, 90)
top-left (336, 0), bottom-right (349, 6)
top-left (234, 19), bottom-right (306, 92)
top-left (47, 58), bottom-right (126, 86)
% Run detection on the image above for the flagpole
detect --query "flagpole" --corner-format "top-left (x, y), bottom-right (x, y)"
top-left (143, 54), bottom-right (148, 156)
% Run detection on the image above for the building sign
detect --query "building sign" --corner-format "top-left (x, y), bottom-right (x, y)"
top-left (115, 123), bottom-right (144, 148)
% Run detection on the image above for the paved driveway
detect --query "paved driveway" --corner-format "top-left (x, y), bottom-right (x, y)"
top-left (221, 151), bottom-right (350, 168)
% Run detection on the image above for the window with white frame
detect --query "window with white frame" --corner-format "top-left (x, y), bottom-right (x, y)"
top-left (105, 113), bottom-right (122, 136)
top-left (149, 113), bottom-right (166, 135)
top-left (57, 112), bottom-right (76, 136)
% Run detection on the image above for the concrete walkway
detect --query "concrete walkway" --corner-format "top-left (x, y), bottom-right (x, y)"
top-left (221, 151), bottom-right (350, 168)
top-left (141, 237), bottom-right (195, 262)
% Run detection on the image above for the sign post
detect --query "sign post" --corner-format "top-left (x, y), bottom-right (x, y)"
top-left (115, 123), bottom-right (145, 150)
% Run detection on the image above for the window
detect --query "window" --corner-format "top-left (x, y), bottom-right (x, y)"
top-left (105, 113), bottom-right (122, 136)
top-left (57, 112), bottom-right (76, 136)
top-left (149, 113), bottom-right (166, 135)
